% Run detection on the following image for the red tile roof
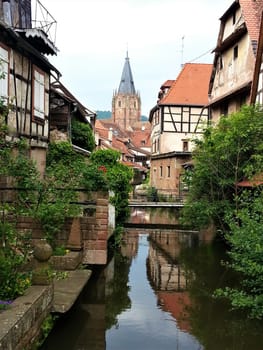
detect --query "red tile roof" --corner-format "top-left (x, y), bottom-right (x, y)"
top-left (159, 63), bottom-right (212, 106)
top-left (237, 172), bottom-right (263, 187)
top-left (239, 0), bottom-right (263, 42)
top-left (161, 80), bottom-right (175, 89)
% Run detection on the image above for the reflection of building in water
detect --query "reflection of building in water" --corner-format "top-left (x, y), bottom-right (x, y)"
top-left (158, 291), bottom-right (191, 332)
top-left (130, 208), bottom-right (150, 224)
top-left (128, 207), bottom-right (180, 225)
top-left (147, 238), bottom-right (187, 291)
top-left (120, 229), bottom-right (140, 258)
top-left (147, 230), bottom-right (197, 332)
top-left (150, 230), bottom-right (197, 261)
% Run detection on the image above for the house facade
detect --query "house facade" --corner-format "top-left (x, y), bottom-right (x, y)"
top-left (209, 0), bottom-right (263, 122)
top-left (0, 0), bottom-right (59, 176)
top-left (149, 63), bottom-right (212, 199)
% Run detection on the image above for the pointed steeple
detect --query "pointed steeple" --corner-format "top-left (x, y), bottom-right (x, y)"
top-left (118, 51), bottom-right (136, 94)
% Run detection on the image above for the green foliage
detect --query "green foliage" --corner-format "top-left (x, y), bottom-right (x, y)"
top-left (71, 118), bottom-right (95, 151)
top-left (38, 141), bottom-right (83, 245)
top-left (82, 163), bottom-right (108, 192)
top-left (90, 148), bottom-right (120, 166)
top-left (180, 105), bottom-right (263, 230)
top-left (35, 314), bottom-right (59, 348)
top-left (0, 207), bottom-right (32, 300)
top-left (215, 191), bottom-right (263, 319)
top-left (52, 245), bottom-right (67, 256)
top-left (146, 186), bottom-right (159, 202)
top-left (46, 141), bottom-right (78, 166)
top-left (107, 163), bottom-right (133, 224)
top-left (88, 149), bottom-right (133, 224)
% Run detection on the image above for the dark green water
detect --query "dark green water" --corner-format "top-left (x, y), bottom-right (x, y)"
top-left (41, 209), bottom-right (263, 350)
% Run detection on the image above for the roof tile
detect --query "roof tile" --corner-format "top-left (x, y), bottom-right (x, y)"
top-left (159, 63), bottom-right (212, 106)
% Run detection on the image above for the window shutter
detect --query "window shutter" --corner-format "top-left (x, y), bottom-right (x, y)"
top-left (0, 46), bottom-right (9, 101)
top-left (34, 69), bottom-right (45, 119)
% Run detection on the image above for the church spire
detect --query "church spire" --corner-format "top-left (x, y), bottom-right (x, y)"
top-left (118, 51), bottom-right (136, 94)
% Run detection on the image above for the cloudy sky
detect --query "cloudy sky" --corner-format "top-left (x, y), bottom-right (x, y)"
top-left (38, 0), bottom-right (232, 116)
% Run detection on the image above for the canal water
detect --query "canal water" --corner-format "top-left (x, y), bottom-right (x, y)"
top-left (41, 208), bottom-right (263, 350)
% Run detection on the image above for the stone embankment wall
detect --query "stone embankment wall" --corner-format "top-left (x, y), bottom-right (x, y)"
top-left (0, 285), bottom-right (53, 350)
top-left (15, 191), bottom-right (114, 265)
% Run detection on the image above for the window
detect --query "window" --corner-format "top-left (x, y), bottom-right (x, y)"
top-left (0, 45), bottom-right (9, 102)
top-left (118, 100), bottom-right (121, 107)
top-left (233, 45), bottom-right (238, 60)
top-left (220, 102), bottom-right (229, 116)
top-left (160, 166), bottom-right (163, 177)
top-left (233, 12), bottom-right (236, 25)
top-left (33, 67), bottom-right (45, 120)
top-left (219, 56), bottom-right (223, 70)
top-left (183, 141), bottom-right (189, 152)
top-left (167, 166), bottom-right (171, 178)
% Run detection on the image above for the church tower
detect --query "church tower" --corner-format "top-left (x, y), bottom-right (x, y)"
top-left (112, 52), bottom-right (141, 131)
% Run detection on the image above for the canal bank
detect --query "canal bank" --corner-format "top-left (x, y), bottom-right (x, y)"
top-left (0, 269), bottom-right (92, 350)
top-left (0, 191), bottom-right (115, 349)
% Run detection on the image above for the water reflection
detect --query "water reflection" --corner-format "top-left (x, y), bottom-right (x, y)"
top-left (128, 207), bottom-right (180, 225)
top-left (41, 213), bottom-right (263, 350)
top-left (106, 232), bottom-right (202, 350)
top-left (179, 239), bottom-right (263, 350)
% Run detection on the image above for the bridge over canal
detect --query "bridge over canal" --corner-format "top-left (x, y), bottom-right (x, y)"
top-left (128, 201), bottom-right (185, 208)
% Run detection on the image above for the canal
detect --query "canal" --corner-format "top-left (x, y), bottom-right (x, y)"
top-left (40, 208), bottom-right (263, 350)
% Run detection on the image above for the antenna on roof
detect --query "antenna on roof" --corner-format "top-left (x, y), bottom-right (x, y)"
top-left (181, 36), bottom-right (185, 68)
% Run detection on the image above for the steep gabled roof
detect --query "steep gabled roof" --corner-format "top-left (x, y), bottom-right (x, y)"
top-left (161, 80), bottom-right (175, 89)
top-left (118, 51), bottom-right (136, 94)
top-left (159, 63), bottom-right (212, 106)
top-left (239, 0), bottom-right (263, 46)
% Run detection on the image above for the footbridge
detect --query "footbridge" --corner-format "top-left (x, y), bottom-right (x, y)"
top-left (128, 201), bottom-right (185, 208)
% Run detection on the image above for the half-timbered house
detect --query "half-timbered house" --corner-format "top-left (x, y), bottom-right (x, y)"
top-left (0, 0), bottom-right (59, 176)
top-left (50, 78), bottom-right (96, 155)
top-left (149, 63), bottom-right (212, 199)
top-left (209, 0), bottom-right (263, 122)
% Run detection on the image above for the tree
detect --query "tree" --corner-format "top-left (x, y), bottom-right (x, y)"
top-left (87, 149), bottom-right (133, 224)
top-left (180, 105), bottom-right (263, 230)
top-left (71, 118), bottom-right (95, 151)
top-left (179, 104), bottom-right (263, 318)
top-left (215, 190), bottom-right (263, 319)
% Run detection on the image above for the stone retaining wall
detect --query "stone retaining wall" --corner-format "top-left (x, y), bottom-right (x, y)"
top-left (15, 191), bottom-right (114, 265)
top-left (0, 285), bottom-right (53, 350)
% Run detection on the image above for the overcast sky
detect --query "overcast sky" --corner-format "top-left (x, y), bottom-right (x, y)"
top-left (38, 0), bottom-right (232, 116)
